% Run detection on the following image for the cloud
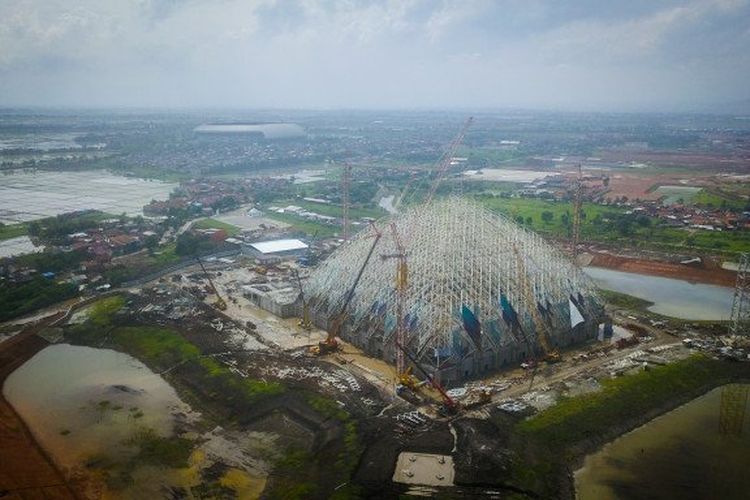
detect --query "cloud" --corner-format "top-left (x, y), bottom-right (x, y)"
top-left (0, 0), bottom-right (748, 110)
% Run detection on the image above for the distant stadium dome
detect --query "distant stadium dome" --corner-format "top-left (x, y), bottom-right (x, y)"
top-left (194, 123), bottom-right (306, 139)
top-left (303, 197), bottom-right (603, 384)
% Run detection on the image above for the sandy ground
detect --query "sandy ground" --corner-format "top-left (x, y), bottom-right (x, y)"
top-left (588, 252), bottom-right (737, 286)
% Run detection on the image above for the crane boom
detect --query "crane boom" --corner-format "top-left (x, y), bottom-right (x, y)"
top-left (572, 163), bottom-right (583, 259)
top-left (315, 226), bottom-right (383, 354)
top-left (395, 340), bottom-right (457, 411)
top-left (424, 116), bottom-right (474, 205)
top-left (196, 256), bottom-right (227, 311)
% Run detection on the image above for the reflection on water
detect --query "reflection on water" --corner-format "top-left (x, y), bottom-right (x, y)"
top-left (584, 267), bottom-right (733, 320)
top-left (2, 344), bottom-right (194, 469)
top-left (575, 385), bottom-right (750, 500)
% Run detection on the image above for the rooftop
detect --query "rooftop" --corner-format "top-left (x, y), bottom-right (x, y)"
top-left (249, 238), bottom-right (309, 254)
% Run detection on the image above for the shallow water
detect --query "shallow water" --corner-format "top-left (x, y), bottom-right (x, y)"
top-left (575, 385), bottom-right (750, 500)
top-left (584, 266), bottom-right (733, 320)
top-left (3, 344), bottom-right (194, 470)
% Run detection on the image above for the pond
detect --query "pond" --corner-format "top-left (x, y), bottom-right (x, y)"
top-left (584, 267), bottom-right (734, 320)
top-left (575, 384), bottom-right (750, 500)
top-left (3, 344), bottom-right (196, 470)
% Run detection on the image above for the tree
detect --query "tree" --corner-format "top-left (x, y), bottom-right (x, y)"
top-left (541, 211), bottom-right (554, 224)
top-left (525, 216), bottom-right (533, 226)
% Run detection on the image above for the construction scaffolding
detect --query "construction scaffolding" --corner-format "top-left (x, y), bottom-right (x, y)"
top-left (304, 197), bottom-right (603, 384)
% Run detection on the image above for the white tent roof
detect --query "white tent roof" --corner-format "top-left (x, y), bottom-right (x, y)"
top-left (250, 238), bottom-right (308, 254)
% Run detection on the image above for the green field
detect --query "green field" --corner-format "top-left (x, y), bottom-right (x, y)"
top-left (264, 212), bottom-right (339, 238)
top-left (274, 199), bottom-right (387, 220)
top-left (0, 223), bottom-right (27, 241)
top-left (193, 218), bottom-right (242, 236)
top-left (475, 194), bottom-right (750, 255)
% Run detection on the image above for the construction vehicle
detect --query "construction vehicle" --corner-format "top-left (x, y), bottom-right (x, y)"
top-left (312, 225), bottom-right (383, 355)
top-left (292, 268), bottom-right (312, 331)
top-left (395, 340), bottom-right (459, 414)
top-left (512, 245), bottom-right (560, 363)
top-left (196, 256), bottom-right (227, 311)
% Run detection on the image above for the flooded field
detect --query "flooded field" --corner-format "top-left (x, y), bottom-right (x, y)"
top-left (3, 344), bottom-right (196, 471)
top-left (0, 235), bottom-right (43, 258)
top-left (0, 170), bottom-right (176, 224)
top-left (576, 384), bottom-right (750, 500)
top-left (584, 267), bottom-right (733, 320)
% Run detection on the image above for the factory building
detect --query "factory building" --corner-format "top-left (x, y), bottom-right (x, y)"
top-left (242, 238), bottom-right (309, 264)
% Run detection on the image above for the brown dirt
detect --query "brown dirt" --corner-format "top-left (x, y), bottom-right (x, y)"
top-left (0, 314), bottom-right (80, 500)
top-left (589, 252), bottom-right (737, 287)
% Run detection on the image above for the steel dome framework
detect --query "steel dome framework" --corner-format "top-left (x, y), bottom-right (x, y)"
top-left (304, 197), bottom-right (602, 382)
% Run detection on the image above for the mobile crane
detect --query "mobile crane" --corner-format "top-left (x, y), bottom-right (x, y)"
top-left (312, 225), bottom-right (383, 355)
top-left (395, 340), bottom-right (459, 414)
top-left (196, 256), bottom-right (227, 311)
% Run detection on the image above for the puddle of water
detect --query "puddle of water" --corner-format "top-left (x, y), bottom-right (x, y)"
top-left (3, 344), bottom-right (196, 470)
top-left (575, 385), bottom-right (750, 500)
top-left (584, 267), bottom-right (733, 320)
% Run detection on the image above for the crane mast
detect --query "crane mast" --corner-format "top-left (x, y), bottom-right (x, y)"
top-left (380, 223), bottom-right (408, 375)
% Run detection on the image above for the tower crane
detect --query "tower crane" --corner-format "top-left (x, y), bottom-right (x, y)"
top-left (312, 224), bottom-right (383, 355)
top-left (380, 223), bottom-right (411, 383)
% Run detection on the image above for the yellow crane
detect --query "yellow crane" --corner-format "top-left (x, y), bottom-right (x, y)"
top-left (380, 223), bottom-right (418, 388)
top-left (196, 256), bottom-right (227, 311)
top-left (292, 269), bottom-right (312, 331)
top-left (512, 245), bottom-right (560, 363)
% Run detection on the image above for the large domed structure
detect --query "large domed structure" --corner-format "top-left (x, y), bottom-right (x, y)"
top-left (304, 197), bottom-right (603, 384)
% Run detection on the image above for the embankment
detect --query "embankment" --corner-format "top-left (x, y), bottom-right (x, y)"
top-left (589, 252), bottom-right (737, 286)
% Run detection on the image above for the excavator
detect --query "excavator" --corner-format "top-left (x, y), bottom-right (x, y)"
top-left (311, 226), bottom-right (383, 355)
top-left (196, 256), bottom-right (227, 311)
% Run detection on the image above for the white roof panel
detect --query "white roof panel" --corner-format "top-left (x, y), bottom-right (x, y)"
top-left (250, 238), bottom-right (308, 254)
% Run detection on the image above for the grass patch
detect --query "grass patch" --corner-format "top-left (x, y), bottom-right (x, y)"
top-left (0, 222), bottom-right (27, 241)
top-left (194, 218), bottom-right (241, 236)
top-left (265, 212), bottom-right (339, 237)
top-left (517, 354), bottom-right (747, 451)
top-left (598, 289), bottom-right (654, 312)
top-left (88, 295), bottom-right (125, 326)
top-left (112, 326), bottom-right (201, 367)
top-left (128, 428), bottom-right (193, 468)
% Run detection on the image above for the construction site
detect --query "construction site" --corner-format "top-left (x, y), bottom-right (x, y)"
top-left (303, 197), bottom-right (603, 386)
top-left (2, 118), bottom-right (749, 499)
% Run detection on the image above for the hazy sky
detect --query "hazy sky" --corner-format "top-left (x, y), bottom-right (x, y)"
top-left (1, 0), bottom-right (749, 111)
